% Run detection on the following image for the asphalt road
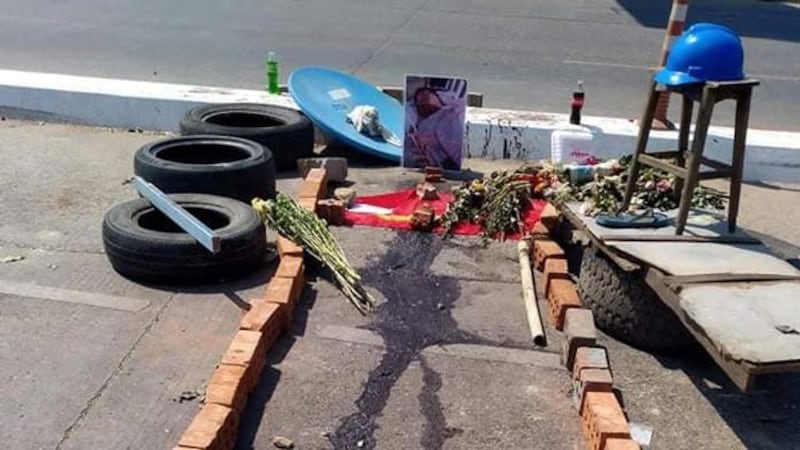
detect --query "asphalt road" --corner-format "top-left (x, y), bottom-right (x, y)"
top-left (0, 0), bottom-right (798, 131)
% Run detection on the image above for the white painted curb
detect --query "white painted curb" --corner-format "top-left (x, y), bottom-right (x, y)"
top-left (1, 69), bottom-right (798, 182)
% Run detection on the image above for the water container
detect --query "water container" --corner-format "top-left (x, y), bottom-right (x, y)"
top-left (550, 127), bottom-right (595, 165)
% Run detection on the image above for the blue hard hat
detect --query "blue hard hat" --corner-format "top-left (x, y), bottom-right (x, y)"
top-left (654, 23), bottom-right (745, 86)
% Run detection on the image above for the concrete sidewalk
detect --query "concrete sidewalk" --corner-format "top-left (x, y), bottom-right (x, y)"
top-left (0, 120), bottom-right (798, 449)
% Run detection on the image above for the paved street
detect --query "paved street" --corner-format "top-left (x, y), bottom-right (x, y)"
top-left (0, 120), bottom-right (798, 449)
top-left (0, 0), bottom-right (798, 130)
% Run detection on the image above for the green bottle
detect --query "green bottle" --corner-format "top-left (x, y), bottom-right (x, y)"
top-left (266, 52), bottom-right (279, 94)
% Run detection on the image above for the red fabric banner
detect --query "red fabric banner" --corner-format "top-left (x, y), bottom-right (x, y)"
top-left (343, 188), bottom-right (547, 240)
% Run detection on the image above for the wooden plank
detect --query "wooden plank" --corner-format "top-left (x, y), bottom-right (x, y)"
top-left (642, 267), bottom-right (754, 391)
top-left (664, 273), bottom-right (800, 287)
top-left (518, 240), bottom-right (547, 346)
top-left (559, 203), bottom-right (640, 272)
top-left (679, 282), bottom-right (800, 365)
top-left (562, 202), bottom-right (755, 242)
top-left (606, 241), bottom-right (800, 277)
top-left (601, 234), bottom-right (760, 244)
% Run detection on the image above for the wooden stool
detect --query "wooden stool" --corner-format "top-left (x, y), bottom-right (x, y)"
top-left (620, 78), bottom-right (759, 234)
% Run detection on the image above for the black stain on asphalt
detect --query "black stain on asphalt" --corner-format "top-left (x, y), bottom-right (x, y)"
top-left (329, 231), bottom-right (506, 449)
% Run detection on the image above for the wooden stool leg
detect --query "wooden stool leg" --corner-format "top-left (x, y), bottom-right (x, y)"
top-left (674, 95), bottom-right (694, 196)
top-left (727, 88), bottom-right (752, 233)
top-left (676, 86), bottom-right (716, 235)
top-left (620, 81), bottom-right (660, 213)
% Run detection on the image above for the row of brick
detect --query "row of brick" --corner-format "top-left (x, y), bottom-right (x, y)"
top-left (535, 205), bottom-right (640, 450)
top-left (175, 169), bottom-right (327, 450)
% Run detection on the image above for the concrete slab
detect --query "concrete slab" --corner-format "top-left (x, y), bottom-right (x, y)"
top-left (57, 287), bottom-right (261, 450)
top-left (0, 294), bottom-right (162, 450)
top-left (238, 335), bottom-right (577, 450)
top-left (603, 331), bottom-right (800, 450)
top-left (238, 224), bottom-right (575, 449)
top-left (1, 119), bottom-right (797, 450)
top-left (0, 120), bottom-right (165, 253)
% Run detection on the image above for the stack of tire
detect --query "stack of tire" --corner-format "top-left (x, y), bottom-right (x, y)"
top-left (103, 104), bottom-right (314, 284)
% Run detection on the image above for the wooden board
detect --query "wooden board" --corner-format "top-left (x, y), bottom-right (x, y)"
top-left (561, 201), bottom-right (800, 390)
top-left (680, 281), bottom-right (800, 364)
top-left (607, 241), bottom-right (800, 277)
top-left (563, 202), bottom-right (754, 241)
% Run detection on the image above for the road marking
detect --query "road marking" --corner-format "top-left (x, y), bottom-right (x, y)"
top-left (0, 280), bottom-right (150, 312)
top-left (562, 59), bottom-right (651, 71)
top-left (316, 325), bottom-right (385, 347)
top-left (422, 344), bottom-right (562, 369)
top-left (562, 59), bottom-right (800, 82)
top-left (315, 325), bottom-right (562, 369)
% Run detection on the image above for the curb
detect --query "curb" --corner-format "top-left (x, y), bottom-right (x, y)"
top-left (1, 69), bottom-right (798, 182)
top-left (175, 168), bottom-right (329, 450)
top-left (535, 210), bottom-right (642, 450)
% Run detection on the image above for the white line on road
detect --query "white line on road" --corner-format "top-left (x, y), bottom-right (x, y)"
top-left (562, 59), bottom-right (651, 71)
top-left (0, 280), bottom-right (150, 312)
top-left (315, 325), bottom-right (562, 369)
top-left (562, 59), bottom-right (800, 82)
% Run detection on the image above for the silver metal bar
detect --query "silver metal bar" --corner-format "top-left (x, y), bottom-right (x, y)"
top-left (133, 176), bottom-right (221, 254)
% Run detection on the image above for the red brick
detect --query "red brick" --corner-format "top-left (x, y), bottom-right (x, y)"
top-left (205, 364), bottom-right (249, 413)
top-left (299, 179), bottom-right (325, 199)
top-left (316, 199), bottom-right (346, 225)
top-left (543, 258), bottom-right (570, 297)
top-left (576, 368), bottom-right (614, 412)
top-left (297, 197), bottom-right (317, 213)
top-left (221, 330), bottom-right (266, 393)
top-left (305, 167), bottom-right (328, 184)
top-left (531, 222), bottom-right (551, 239)
top-left (299, 168), bottom-right (328, 199)
top-left (276, 255), bottom-right (304, 280)
top-left (540, 202), bottom-right (561, 233)
top-left (178, 403), bottom-right (239, 450)
top-left (240, 300), bottom-right (284, 354)
top-left (276, 235), bottom-right (303, 258)
top-left (604, 438), bottom-right (640, 450)
top-left (561, 308), bottom-right (597, 370)
top-left (547, 278), bottom-right (583, 330)
top-left (572, 347), bottom-right (610, 380)
top-left (581, 391), bottom-right (630, 450)
top-left (533, 239), bottom-right (565, 271)
top-left (264, 277), bottom-right (296, 328)
top-left (241, 300), bottom-right (283, 335)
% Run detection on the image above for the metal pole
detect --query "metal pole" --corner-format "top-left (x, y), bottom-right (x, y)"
top-left (518, 240), bottom-right (547, 346)
top-left (133, 176), bottom-right (221, 254)
top-left (653, 0), bottom-right (691, 129)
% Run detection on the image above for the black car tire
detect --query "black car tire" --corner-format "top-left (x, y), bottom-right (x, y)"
top-left (103, 193), bottom-right (266, 284)
top-left (179, 103), bottom-right (314, 172)
top-left (133, 135), bottom-right (276, 203)
top-left (577, 244), bottom-right (698, 355)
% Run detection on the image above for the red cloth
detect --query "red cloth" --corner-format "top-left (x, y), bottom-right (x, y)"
top-left (344, 188), bottom-right (547, 240)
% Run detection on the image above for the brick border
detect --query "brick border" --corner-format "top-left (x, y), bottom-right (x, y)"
top-left (175, 169), bottom-right (328, 450)
top-left (535, 205), bottom-right (641, 450)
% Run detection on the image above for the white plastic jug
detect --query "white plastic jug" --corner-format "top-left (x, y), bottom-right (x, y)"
top-left (551, 127), bottom-right (595, 165)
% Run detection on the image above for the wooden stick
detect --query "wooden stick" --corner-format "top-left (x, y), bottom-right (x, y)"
top-left (518, 239), bottom-right (547, 346)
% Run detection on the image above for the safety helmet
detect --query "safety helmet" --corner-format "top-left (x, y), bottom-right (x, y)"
top-left (654, 23), bottom-right (745, 86)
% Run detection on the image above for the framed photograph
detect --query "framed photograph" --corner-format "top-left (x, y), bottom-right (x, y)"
top-left (403, 75), bottom-right (467, 170)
